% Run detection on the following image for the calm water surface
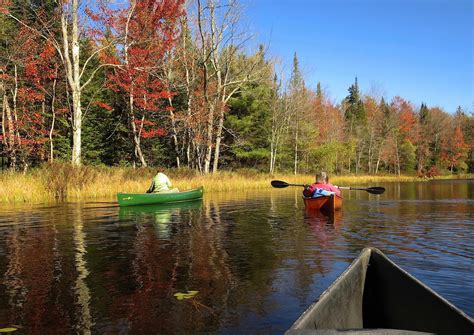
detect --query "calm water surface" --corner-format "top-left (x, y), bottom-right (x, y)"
top-left (0, 180), bottom-right (473, 334)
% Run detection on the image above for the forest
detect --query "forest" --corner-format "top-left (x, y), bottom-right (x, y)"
top-left (1, 0), bottom-right (473, 177)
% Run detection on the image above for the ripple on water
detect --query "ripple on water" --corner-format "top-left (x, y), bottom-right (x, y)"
top-left (0, 181), bottom-right (473, 333)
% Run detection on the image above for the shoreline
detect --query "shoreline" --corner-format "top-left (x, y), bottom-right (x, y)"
top-left (0, 166), bottom-right (472, 204)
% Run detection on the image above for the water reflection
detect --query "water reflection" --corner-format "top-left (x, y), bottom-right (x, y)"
top-left (3, 222), bottom-right (25, 327)
top-left (73, 204), bottom-right (93, 334)
top-left (119, 200), bottom-right (203, 239)
top-left (303, 209), bottom-right (343, 248)
top-left (0, 180), bottom-right (472, 334)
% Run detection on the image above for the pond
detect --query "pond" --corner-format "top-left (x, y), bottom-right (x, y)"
top-left (0, 180), bottom-right (473, 334)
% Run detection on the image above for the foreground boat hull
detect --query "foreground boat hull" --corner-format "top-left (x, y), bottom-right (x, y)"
top-left (286, 248), bottom-right (473, 335)
top-left (117, 187), bottom-right (204, 207)
top-left (303, 194), bottom-right (343, 212)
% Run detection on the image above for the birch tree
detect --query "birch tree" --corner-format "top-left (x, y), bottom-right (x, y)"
top-left (2, 0), bottom-right (122, 165)
top-left (287, 53), bottom-right (311, 175)
top-left (269, 75), bottom-right (287, 174)
top-left (194, 0), bottom-right (266, 173)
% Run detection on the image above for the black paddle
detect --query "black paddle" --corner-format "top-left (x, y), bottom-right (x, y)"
top-left (337, 186), bottom-right (385, 195)
top-left (271, 180), bottom-right (385, 195)
top-left (271, 180), bottom-right (306, 188)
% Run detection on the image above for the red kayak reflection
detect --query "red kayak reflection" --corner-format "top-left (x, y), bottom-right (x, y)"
top-left (303, 209), bottom-right (343, 248)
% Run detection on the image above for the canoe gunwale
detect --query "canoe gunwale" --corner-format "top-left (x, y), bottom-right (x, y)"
top-left (289, 248), bottom-right (371, 330)
top-left (117, 186), bottom-right (203, 197)
top-left (286, 247), bottom-right (474, 334)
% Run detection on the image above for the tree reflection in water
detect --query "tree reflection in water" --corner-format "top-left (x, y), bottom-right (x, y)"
top-left (113, 198), bottom-right (235, 333)
top-left (0, 181), bottom-right (472, 333)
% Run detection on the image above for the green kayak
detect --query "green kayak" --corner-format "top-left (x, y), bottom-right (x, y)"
top-left (117, 187), bottom-right (204, 207)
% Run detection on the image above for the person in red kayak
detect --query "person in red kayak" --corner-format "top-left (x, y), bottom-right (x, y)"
top-left (303, 171), bottom-right (341, 198)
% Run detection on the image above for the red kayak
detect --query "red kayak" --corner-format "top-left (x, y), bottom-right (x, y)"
top-left (303, 194), bottom-right (343, 212)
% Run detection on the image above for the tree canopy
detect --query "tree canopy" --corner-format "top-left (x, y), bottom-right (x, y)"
top-left (1, 0), bottom-right (472, 175)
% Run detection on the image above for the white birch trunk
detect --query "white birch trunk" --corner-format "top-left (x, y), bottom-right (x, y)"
top-left (49, 75), bottom-right (57, 162)
top-left (61, 0), bottom-right (82, 165)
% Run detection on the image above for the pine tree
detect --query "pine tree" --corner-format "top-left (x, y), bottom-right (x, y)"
top-left (416, 103), bottom-right (431, 175)
top-left (289, 53), bottom-right (304, 93)
top-left (288, 52), bottom-right (308, 174)
top-left (316, 82), bottom-right (322, 100)
top-left (343, 77), bottom-right (367, 173)
top-left (344, 77), bottom-right (366, 133)
top-left (224, 47), bottom-right (274, 170)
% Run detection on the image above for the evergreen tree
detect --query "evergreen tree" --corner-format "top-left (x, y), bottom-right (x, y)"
top-left (344, 77), bottom-right (367, 133)
top-left (416, 103), bottom-right (429, 174)
top-left (419, 103), bottom-right (429, 123)
top-left (316, 82), bottom-right (322, 100)
top-left (343, 77), bottom-right (367, 173)
top-left (289, 53), bottom-right (304, 93)
top-left (286, 52), bottom-right (315, 174)
top-left (223, 47), bottom-right (274, 170)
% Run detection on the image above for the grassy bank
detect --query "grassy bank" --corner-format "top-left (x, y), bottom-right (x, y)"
top-left (0, 164), bottom-right (472, 203)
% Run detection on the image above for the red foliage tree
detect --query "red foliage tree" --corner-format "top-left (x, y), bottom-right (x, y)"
top-left (0, 26), bottom-right (60, 168)
top-left (395, 97), bottom-right (417, 143)
top-left (441, 125), bottom-right (468, 173)
top-left (94, 0), bottom-right (185, 167)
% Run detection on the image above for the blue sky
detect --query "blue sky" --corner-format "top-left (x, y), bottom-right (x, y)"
top-left (244, 0), bottom-right (473, 113)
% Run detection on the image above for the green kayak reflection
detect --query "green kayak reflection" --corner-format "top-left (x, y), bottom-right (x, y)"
top-left (118, 200), bottom-right (203, 239)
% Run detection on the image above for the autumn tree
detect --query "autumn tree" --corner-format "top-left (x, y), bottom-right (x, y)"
top-left (441, 125), bottom-right (468, 173)
top-left (455, 106), bottom-right (474, 172)
top-left (0, 2), bottom-right (66, 169)
top-left (94, 0), bottom-right (184, 167)
top-left (396, 98), bottom-right (417, 173)
top-left (304, 82), bottom-right (346, 174)
top-left (193, 0), bottom-right (267, 173)
top-left (384, 97), bottom-right (415, 175)
top-left (364, 95), bottom-right (381, 174)
top-left (1, 0), bottom-right (138, 165)
top-left (157, 17), bottom-right (191, 168)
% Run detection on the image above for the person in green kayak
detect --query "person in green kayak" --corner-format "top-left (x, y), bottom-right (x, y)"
top-left (146, 172), bottom-right (179, 193)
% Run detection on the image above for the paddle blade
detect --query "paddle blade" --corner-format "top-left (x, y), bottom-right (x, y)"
top-left (366, 187), bottom-right (385, 195)
top-left (271, 180), bottom-right (290, 188)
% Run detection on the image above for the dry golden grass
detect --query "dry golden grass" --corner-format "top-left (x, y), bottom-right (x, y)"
top-left (0, 171), bottom-right (49, 203)
top-left (0, 165), bottom-right (472, 204)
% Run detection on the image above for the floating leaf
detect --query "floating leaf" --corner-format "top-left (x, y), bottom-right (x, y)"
top-left (0, 328), bottom-right (17, 333)
top-left (186, 290), bottom-right (198, 296)
top-left (174, 290), bottom-right (199, 300)
top-left (174, 293), bottom-right (185, 300)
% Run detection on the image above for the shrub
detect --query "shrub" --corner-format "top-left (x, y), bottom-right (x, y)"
top-left (42, 162), bottom-right (98, 198)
